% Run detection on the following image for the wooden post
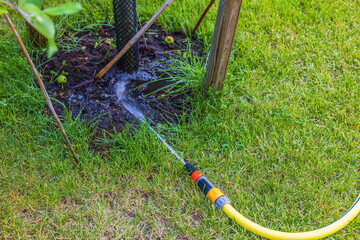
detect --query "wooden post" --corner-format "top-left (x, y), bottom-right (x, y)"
top-left (203, 0), bottom-right (243, 91)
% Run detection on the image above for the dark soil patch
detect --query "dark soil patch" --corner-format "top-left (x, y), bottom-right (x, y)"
top-left (40, 25), bottom-right (205, 145)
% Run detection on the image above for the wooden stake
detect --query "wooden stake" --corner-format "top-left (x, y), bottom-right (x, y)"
top-left (203, 0), bottom-right (243, 91)
top-left (191, 0), bottom-right (215, 35)
top-left (95, 0), bottom-right (175, 80)
top-left (3, 12), bottom-right (80, 165)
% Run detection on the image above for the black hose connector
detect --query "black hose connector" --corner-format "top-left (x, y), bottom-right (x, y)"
top-left (185, 162), bottom-right (197, 175)
top-left (196, 176), bottom-right (215, 196)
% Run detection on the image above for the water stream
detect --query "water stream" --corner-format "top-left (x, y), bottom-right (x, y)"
top-left (115, 72), bottom-right (186, 165)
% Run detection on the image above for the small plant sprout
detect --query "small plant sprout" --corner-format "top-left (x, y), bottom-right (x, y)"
top-left (49, 60), bottom-right (68, 83)
top-left (101, 41), bottom-right (117, 62)
top-left (94, 37), bottom-right (102, 48)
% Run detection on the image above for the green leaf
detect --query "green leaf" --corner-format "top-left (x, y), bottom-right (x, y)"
top-left (0, 0), bottom-right (9, 4)
top-left (0, 5), bottom-right (8, 15)
top-left (24, 0), bottom-right (42, 8)
top-left (43, 2), bottom-right (82, 16)
top-left (47, 39), bottom-right (58, 58)
top-left (22, 3), bottom-right (55, 40)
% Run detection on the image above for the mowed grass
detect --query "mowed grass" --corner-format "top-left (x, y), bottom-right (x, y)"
top-left (1, 0), bottom-right (360, 239)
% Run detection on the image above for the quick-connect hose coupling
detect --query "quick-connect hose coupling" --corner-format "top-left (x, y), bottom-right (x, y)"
top-left (184, 162), bottom-right (230, 210)
top-left (215, 196), bottom-right (231, 210)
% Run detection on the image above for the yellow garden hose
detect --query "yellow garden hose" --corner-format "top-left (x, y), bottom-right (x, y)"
top-left (123, 101), bottom-right (360, 239)
top-left (184, 163), bottom-right (360, 239)
top-left (222, 197), bottom-right (360, 240)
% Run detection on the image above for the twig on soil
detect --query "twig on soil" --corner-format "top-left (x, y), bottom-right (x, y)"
top-left (95, 0), bottom-right (175, 80)
top-left (72, 68), bottom-right (102, 89)
top-left (73, 79), bottom-right (95, 89)
top-left (157, 49), bottom-right (185, 54)
top-left (3, 12), bottom-right (80, 165)
top-left (191, 0), bottom-right (215, 35)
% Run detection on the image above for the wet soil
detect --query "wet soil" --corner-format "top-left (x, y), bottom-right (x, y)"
top-left (40, 25), bottom-right (205, 141)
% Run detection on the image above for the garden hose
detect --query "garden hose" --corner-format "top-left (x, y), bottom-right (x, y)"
top-left (184, 162), bottom-right (360, 240)
top-left (121, 91), bottom-right (360, 239)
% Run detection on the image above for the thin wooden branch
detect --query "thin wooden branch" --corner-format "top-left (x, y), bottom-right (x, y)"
top-left (95, 0), bottom-right (175, 80)
top-left (3, 12), bottom-right (80, 165)
top-left (74, 79), bottom-right (94, 89)
top-left (191, 0), bottom-right (215, 35)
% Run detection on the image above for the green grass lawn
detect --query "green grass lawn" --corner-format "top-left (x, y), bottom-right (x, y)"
top-left (1, 0), bottom-right (360, 239)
